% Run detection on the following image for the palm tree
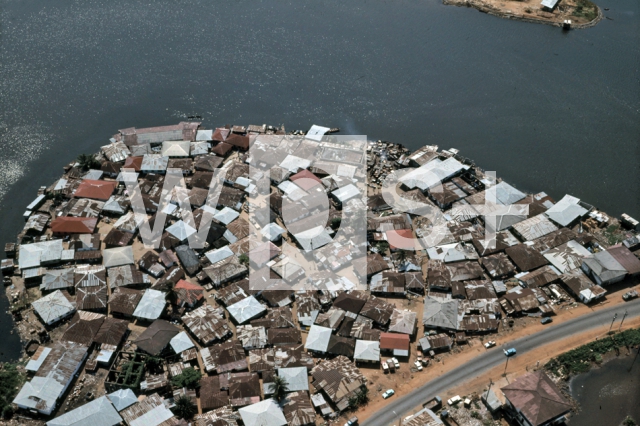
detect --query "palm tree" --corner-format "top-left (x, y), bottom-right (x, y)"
top-left (271, 375), bottom-right (289, 402)
top-left (173, 395), bottom-right (197, 419)
top-left (76, 153), bottom-right (100, 171)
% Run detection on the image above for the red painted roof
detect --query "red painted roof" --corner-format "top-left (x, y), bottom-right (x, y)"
top-left (51, 217), bottom-right (97, 234)
top-left (385, 229), bottom-right (416, 250)
top-left (225, 134), bottom-right (250, 150)
top-left (212, 142), bottom-right (233, 156)
top-left (174, 279), bottom-right (204, 307)
top-left (73, 179), bottom-right (117, 201)
top-left (123, 156), bottom-right (143, 171)
top-left (212, 127), bottom-right (230, 142)
top-left (379, 332), bottom-right (410, 350)
top-left (290, 170), bottom-right (322, 191)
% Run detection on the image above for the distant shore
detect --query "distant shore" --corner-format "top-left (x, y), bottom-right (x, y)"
top-left (443, 0), bottom-right (603, 28)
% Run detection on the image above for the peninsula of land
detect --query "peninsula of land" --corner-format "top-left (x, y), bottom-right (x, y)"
top-left (444, 0), bottom-right (602, 28)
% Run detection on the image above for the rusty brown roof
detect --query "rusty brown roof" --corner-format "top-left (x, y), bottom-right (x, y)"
top-left (501, 371), bottom-right (571, 426)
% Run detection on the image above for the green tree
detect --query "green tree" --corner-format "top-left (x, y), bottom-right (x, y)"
top-left (623, 416), bottom-right (637, 426)
top-left (330, 217), bottom-right (342, 230)
top-left (271, 375), bottom-right (289, 402)
top-left (355, 386), bottom-right (369, 405)
top-left (0, 363), bottom-right (25, 419)
top-left (170, 367), bottom-right (202, 389)
top-left (76, 153), bottom-right (100, 171)
top-left (173, 395), bottom-right (197, 419)
top-left (376, 241), bottom-right (389, 253)
top-left (238, 253), bottom-right (249, 266)
top-left (144, 355), bottom-right (164, 374)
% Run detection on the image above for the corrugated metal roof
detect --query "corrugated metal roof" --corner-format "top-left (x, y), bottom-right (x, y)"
top-left (46, 395), bottom-right (121, 426)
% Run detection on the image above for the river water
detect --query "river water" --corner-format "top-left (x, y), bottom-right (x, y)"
top-left (570, 355), bottom-right (640, 425)
top-left (0, 1), bottom-right (638, 361)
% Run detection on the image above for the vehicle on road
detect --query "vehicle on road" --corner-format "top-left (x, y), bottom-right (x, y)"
top-left (504, 348), bottom-right (517, 357)
top-left (414, 360), bottom-right (423, 371)
top-left (447, 395), bottom-right (461, 406)
top-left (382, 389), bottom-right (395, 399)
top-left (484, 340), bottom-right (496, 348)
top-left (344, 416), bottom-right (358, 426)
top-left (623, 290), bottom-right (638, 301)
top-left (423, 396), bottom-right (442, 411)
top-left (541, 317), bottom-right (553, 325)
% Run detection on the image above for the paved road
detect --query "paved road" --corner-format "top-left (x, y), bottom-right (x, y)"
top-left (363, 298), bottom-right (640, 426)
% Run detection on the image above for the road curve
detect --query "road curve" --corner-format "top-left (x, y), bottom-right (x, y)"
top-left (362, 298), bottom-right (640, 426)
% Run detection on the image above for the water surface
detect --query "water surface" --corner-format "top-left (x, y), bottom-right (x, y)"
top-left (0, 0), bottom-right (638, 361)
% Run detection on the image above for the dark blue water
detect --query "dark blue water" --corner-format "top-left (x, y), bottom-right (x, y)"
top-left (570, 355), bottom-right (640, 425)
top-left (0, 0), bottom-right (638, 361)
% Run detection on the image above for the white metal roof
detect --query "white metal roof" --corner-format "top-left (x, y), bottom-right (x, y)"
top-left (18, 239), bottom-right (64, 269)
top-left (140, 154), bottom-right (169, 171)
top-left (545, 195), bottom-right (589, 227)
top-left (399, 157), bottom-right (468, 191)
top-left (541, 0), bottom-right (559, 8)
top-left (161, 140), bottom-right (191, 157)
top-left (129, 404), bottom-right (175, 426)
top-left (294, 226), bottom-right (333, 251)
top-left (262, 223), bottom-right (285, 241)
top-left (214, 207), bottom-right (240, 225)
top-left (544, 240), bottom-right (593, 273)
top-left (166, 220), bottom-right (197, 241)
top-left (133, 289), bottom-right (166, 320)
top-left (511, 214), bottom-right (559, 241)
top-left (227, 296), bottom-right (267, 324)
top-left (103, 246), bottom-right (135, 268)
top-left (332, 184), bottom-right (360, 203)
top-left (304, 325), bottom-right (332, 352)
top-left (205, 246), bottom-right (234, 264)
top-left (196, 130), bottom-right (213, 141)
top-left (170, 331), bottom-right (195, 354)
top-left (26, 347), bottom-right (52, 372)
top-left (83, 169), bottom-right (104, 180)
top-left (278, 367), bottom-right (309, 391)
top-left (32, 290), bottom-right (76, 325)
top-left (279, 155), bottom-right (311, 173)
top-left (13, 377), bottom-right (64, 415)
top-left (46, 395), bottom-right (122, 426)
top-left (306, 125), bottom-right (330, 142)
top-left (485, 181), bottom-right (526, 205)
top-left (103, 196), bottom-right (127, 215)
top-left (239, 399), bottom-right (287, 426)
top-left (107, 388), bottom-right (138, 412)
top-left (354, 340), bottom-right (380, 362)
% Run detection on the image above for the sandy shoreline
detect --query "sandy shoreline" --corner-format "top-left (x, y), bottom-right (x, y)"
top-left (443, 0), bottom-right (603, 29)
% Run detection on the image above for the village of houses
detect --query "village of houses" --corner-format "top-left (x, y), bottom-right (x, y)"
top-left (2, 121), bottom-right (640, 426)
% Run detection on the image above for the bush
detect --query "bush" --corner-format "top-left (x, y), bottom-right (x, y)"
top-left (546, 328), bottom-right (640, 376)
top-left (0, 363), bottom-right (25, 419)
top-left (171, 367), bottom-right (202, 389)
top-left (623, 416), bottom-right (637, 426)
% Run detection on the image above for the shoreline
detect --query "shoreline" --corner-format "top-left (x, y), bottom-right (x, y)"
top-left (443, 0), bottom-right (603, 29)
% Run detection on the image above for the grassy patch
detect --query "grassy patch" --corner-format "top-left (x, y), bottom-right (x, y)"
top-left (546, 328), bottom-right (640, 376)
top-left (0, 363), bottom-right (26, 418)
top-left (602, 224), bottom-right (626, 246)
top-left (572, 0), bottom-right (598, 21)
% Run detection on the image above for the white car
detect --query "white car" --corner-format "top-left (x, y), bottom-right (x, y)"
top-left (382, 389), bottom-right (395, 399)
top-left (392, 357), bottom-right (400, 369)
top-left (484, 340), bottom-right (496, 349)
top-left (447, 395), bottom-right (462, 406)
top-left (414, 360), bottom-right (423, 371)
